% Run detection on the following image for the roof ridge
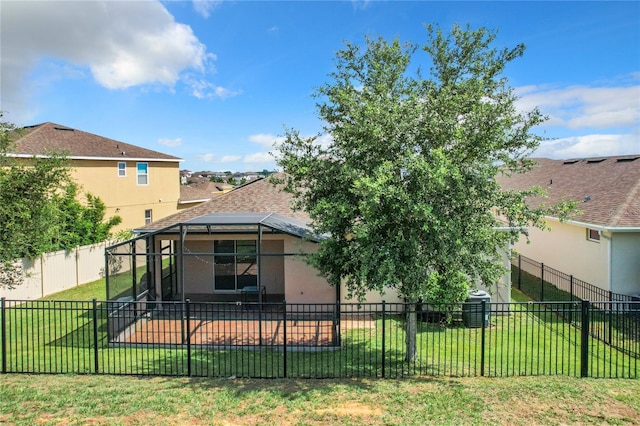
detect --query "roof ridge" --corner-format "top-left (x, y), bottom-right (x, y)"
top-left (609, 175), bottom-right (640, 227)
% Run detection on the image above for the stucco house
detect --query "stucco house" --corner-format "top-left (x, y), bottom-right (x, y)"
top-left (496, 155), bottom-right (640, 297)
top-left (9, 122), bottom-right (182, 230)
top-left (107, 176), bottom-right (349, 305)
top-left (106, 175), bottom-right (511, 306)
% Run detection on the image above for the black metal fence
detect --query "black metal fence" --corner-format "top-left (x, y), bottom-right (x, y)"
top-left (513, 254), bottom-right (637, 303)
top-left (1, 298), bottom-right (638, 378)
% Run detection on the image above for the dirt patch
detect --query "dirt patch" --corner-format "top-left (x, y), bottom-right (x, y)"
top-left (482, 393), bottom-right (640, 425)
top-left (314, 402), bottom-right (384, 417)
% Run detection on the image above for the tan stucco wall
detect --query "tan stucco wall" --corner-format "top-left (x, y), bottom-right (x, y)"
top-left (283, 238), bottom-right (335, 304)
top-left (183, 240), bottom-right (214, 294)
top-left (261, 240), bottom-right (285, 295)
top-left (513, 219), bottom-right (610, 291)
top-left (70, 159), bottom-right (180, 231)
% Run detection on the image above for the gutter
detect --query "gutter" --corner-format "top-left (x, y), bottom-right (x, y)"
top-left (8, 153), bottom-right (183, 163)
top-left (543, 216), bottom-right (640, 233)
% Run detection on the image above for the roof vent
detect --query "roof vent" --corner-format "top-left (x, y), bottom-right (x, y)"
top-left (121, 151), bottom-right (126, 156)
top-left (584, 196), bottom-right (591, 202)
top-left (616, 156), bottom-right (640, 163)
top-left (53, 126), bottom-right (74, 131)
top-left (563, 159), bottom-right (579, 165)
top-left (586, 158), bottom-right (606, 164)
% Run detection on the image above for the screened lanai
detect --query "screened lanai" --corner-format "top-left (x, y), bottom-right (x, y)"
top-left (104, 212), bottom-right (336, 305)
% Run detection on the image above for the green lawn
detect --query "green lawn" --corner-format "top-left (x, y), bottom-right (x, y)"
top-left (0, 273), bottom-right (635, 379)
top-left (0, 374), bottom-right (638, 425)
top-left (1, 267), bottom-right (637, 423)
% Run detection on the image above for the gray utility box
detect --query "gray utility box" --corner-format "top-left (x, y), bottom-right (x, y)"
top-left (462, 290), bottom-right (491, 328)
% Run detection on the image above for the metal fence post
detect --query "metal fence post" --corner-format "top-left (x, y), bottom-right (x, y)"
top-left (481, 300), bottom-right (486, 377)
top-left (580, 300), bottom-right (590, 378)
top-left (282, 300), bottom-right (287, 378)
top-left (381, 301), bottom-right (386, 379)
top-left (518, 255), bottom-right (522, 290)
top-left (1, 298), bottom-right (6, 374)
top-left (185, 299), bottom-right (192, 377)
top-left (570, 275), bottom-right (574, 300)
top-left (608, 291), bottom-right (613, 345)
top-left (540, 263), bottom-right (545, 301)
top-left (92, 299), bottom-right (99, 373)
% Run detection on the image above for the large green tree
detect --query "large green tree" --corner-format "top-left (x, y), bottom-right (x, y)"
top-left (1, 117), bottom-right (121, 288)
top-left (275, 25), bottom-right (573, 360)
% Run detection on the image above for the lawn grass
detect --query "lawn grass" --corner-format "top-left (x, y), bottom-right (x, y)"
top-left (2, 295), bottom-right (637, 378)
top-left (40, 277), bottom-right (106, 301)
top-left (0, 273), bottom-right (635, 379)
top-left (0, 374), bottom-right (638, 425)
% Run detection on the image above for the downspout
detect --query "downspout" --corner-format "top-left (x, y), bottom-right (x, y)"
top-left (180, 224), bottom-right (186, 303)
top-left (600, 231), bottom-right (613, 292)
top-left (258, 224), bottom-right (262, 303)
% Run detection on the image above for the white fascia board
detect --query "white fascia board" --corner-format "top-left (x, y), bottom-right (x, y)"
top-left (543, 216), bottom-right (640, 233)
top-left (178, 198), bottom-right (211, 205)
top-left (8, 153), bottom-right (183, 163)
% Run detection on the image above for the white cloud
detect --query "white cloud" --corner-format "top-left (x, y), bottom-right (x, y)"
top-left (196, 153), bottom-right (241, 163)
top-left (248, 133), bottom-right (285, 148)
top-left (515, 82), bottom-right (640, 130)
top-left (244, 152), bottom-right (274, 163)
top-left (0, 0), bottom-right (219, 123)
top-left (158, 138), bottom-right (183, 148)
top-left (315, 133), bottom-right (334, 149)
top-left (533, 134), bottom-right (640, 159)
top-left (192, 0), bottom-right (222, 18)
top-left (220, 155), bottom-right (242, 163)
top-left (186, 77), bottom-right (241, 100)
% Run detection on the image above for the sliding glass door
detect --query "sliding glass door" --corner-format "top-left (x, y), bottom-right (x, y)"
top-left (213, 240), bottom-right (257, 291)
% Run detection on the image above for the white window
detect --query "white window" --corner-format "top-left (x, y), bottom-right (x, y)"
top-left (117, 162), bottom-right (126, 177)
top-left (144, 209), bottom-right (153, 225)
top-left (137, 162), bottom-right (148, 185)
top-left (587, 228), bottom-right (600, 242)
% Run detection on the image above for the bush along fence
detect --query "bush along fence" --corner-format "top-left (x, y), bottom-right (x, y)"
top-left (1, 298), bottom-right (638, 379)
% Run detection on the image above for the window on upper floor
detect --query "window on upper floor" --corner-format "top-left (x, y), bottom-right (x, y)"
top-left (587, 228), bottom-right (601, 242)
top-left (137, 162), bottom-right (148, 185)
top-left (118, 162), bottom-right (126, 177)
top-left (144, 209), bottom-right (153, 225)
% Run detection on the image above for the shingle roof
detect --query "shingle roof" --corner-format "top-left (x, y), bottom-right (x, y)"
top-left (9, 122), bottom-right (181, 162)
top-left (141, 175), bottom-right (310, 231)
top-left (496, 156), bottom-right (640, 228)
top-left (179, 182), bottom-right (224, 204)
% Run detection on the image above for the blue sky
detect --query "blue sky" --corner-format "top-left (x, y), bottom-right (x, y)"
top-left (2, 1), bottom-right (639, 172)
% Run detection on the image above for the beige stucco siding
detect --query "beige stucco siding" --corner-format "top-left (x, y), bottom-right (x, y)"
top-left (183, 240), bottom-right (214, 294)
top-left (513, 219), bottom-right (610, 291)
top-left (283, 238), bottom-right (335, 304)
top-left (261, 240), bottom-right (285, 295)
top-left (70, 159), bottom-right (180, 231)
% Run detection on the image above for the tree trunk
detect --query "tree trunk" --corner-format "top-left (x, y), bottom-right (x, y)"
top-left (405, 302), bottom-right (417, 362)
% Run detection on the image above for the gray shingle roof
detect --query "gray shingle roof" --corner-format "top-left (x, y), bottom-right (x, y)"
top-left (179, 182), bottom-right (224, 204)
top-left (141, 175), bottom-right (310, 231)
top-left (496, 156), bottom-right (640, 228)
top-left (10, 122), bottom-right (181, 162)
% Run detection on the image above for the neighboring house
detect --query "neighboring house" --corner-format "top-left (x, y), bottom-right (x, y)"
top-left (178, 181), bottom-right (225, 210)
top-left (9, 122), bottom-right (182, 231)
top-left (497, 155), bottom-right (640, 297)
top-left (106, 175), bottom-right (510, 305)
